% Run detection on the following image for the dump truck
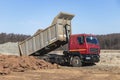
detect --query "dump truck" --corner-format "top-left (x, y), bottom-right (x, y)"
top-left (18, 12), bottom-right (100, 67)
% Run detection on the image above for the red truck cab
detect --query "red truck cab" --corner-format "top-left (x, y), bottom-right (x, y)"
top-left (68, 34), bottom-right (100, 66)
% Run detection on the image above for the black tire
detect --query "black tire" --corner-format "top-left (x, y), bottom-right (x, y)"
top-left (71, 56), bottom-right (82, 67)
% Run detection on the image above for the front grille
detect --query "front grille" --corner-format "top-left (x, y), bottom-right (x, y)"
top-left (90, 48), bottom-right (98, 53)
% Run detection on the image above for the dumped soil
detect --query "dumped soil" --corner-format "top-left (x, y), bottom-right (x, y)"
top-left (0, 55), bottom-right (58, 75)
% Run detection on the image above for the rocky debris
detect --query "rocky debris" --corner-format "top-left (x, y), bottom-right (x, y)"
top-left (0, 55), bottom-right (58, 75)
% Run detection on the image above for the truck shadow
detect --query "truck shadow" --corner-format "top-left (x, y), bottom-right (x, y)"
top-left (59, 63), bottom-right (96, 67)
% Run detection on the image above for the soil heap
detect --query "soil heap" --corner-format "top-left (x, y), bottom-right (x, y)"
top-left (0, 55), bottom-right (58, 75)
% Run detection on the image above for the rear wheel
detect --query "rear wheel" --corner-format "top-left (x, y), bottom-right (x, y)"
top-left (71, 56), bottom-right (82, 67)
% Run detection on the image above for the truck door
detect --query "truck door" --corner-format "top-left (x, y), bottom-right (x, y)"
top-left (69, 35), bottom-right (85, 52)
top-left (76, 36), bottom-right (86, 54)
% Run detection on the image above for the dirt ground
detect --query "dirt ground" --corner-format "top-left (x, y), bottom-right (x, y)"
top-left (0, 65), bottom-right (119, 80)
top-left (0, 52), bottom-right (119, 80)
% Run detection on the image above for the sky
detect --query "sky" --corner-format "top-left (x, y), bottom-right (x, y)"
top-left (0, 0), bottom-right (120, 35)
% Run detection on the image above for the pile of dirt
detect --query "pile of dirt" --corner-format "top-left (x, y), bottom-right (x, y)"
top-left (0, 55), bottom-right (58, 75)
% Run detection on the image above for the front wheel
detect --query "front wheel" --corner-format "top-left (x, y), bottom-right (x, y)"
top-left (71, 56), bottom-right (82, 67)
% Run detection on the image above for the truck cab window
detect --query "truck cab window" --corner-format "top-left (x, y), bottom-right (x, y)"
top-left (86, 36), bottom-right (99, 44)
top-left (77, 36), bottom-right (84, 44)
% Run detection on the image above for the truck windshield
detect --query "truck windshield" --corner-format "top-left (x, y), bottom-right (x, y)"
top-left (86, 36), bottom-right (99, 44)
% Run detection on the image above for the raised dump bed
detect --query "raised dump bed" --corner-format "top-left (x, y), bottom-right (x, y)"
top-left (18, 12), bottom-right (74, 56)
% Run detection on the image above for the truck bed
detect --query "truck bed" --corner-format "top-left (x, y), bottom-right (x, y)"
top-left (18, 12), bottom-right (74, 56)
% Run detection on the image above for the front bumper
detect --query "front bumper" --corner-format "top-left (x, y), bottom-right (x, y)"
top-left (81, 54), bottom-right (100, 63)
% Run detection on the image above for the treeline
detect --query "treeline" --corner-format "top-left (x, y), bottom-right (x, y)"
top-left (0, 33), bottom-right (120, 49)
top-left (97, 33), bottom-right (120, 49)
top-left (0, 33), bottom-right (30, 44)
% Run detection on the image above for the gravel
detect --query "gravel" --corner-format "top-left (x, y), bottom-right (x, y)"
top-left (0, 42), bottom-right (19, 55)
top-left (99, 53), bottom-right (120, 67)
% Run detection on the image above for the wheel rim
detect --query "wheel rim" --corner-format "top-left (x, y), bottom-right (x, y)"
top-left (72, 56), bottom-right (82, 67)
top-left (73, 59), bottom-right (79, 64)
